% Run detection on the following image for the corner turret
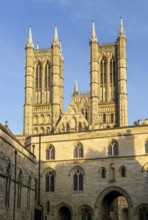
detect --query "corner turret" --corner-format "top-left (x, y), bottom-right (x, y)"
top-left (73, 79), bottom-right (79, 96)
top-left (26, 26), bottom-right (34, 48)
top-left (89, 21), bottom-right (99, 128)
top-left (117, 17), bottom-right (128, 126)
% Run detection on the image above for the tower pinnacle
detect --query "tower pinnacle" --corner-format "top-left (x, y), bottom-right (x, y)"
top-left (26, 26), bottom-right (34, 48)
top-left (73, 79), bottom-right (79, 96)
top-left (53, 25), bottom-right (60, 45)
top-left (60, 41), bottom-right (64, 61)
top-left (36, 42), bottom-right (39, 50)
top-left (118, 17), bottom-right (126, 37)
top-left (90, 21), bottom-right (98, 42)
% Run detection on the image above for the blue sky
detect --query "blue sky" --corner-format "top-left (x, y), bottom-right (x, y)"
top-left (0, 0), bottom-right (148, 134)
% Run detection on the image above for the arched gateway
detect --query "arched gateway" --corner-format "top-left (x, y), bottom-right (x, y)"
top-left (59, 206), bottom-right (71, 220)
top-left (96, 187), bottom-right (132, 220)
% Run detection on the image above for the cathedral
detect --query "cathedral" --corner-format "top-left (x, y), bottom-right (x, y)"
top-left (0, 18), bottom-right (148, 220)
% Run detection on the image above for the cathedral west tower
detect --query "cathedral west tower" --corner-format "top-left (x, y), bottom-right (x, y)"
top-left (24, 26), bottom-right (64, 135)
top-left (90, 18), bottom-right (128, 129)
top-left (24, 18), bottom-right (128, 136)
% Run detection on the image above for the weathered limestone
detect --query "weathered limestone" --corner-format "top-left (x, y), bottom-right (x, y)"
top-left (0, 19), bottom-right (147, 220)
top-left (0, 124), bottom-right (36, 220)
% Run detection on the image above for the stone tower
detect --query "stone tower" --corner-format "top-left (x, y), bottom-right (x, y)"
top-left (24, 26), bottom-right (64, 135)
top-left (90, 18), bottom-right (128, 129)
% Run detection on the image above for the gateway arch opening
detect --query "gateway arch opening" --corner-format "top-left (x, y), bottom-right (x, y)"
top-left (100, 190), bottom-right (129, 220)
top-left (58, 206), bottom-right (71, 220)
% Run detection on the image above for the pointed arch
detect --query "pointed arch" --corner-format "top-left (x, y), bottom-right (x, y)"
top-left (77, 205), bottom-right (93, 220)
top-left (95, 186), bottom-right (133, 209)
top-left (100, 57), bottom-right (107, 85)
top-left (45, 61), bottom-right (50, 90)
top-left (103, 113), bottom-right (106, 123)
top-left (110, 56), bottom-right (116, 84)
top-left (66, 122), bottom-right (70, 133)
top-left (27, 176), bottom-right (32, 210)
top-left (108, 139), bottom-right (118, 156)
top-left (111, 113), bottom-right (114, 123)
top-left (78, 122), bottom-right (82, 132)
top-left (99, 167), bottom-right (106, 178)
top-left (17, 170), bottom-right (23, 208)
top-left (40, 114), bottom-right (44, 124)
top-left (55, 202), bottom-right (73, 220)
top-left (69, 166), bottom-right (85, 176)
top-left (46, 145), bottom-right (55, 160)
top-left (119, 165), bottom-right (127, 177)
top-left (40, 127), bottom-right (44, 134)
top-left (135, 204), bottom-right (148, 220)
top-left (34, 115), bottom-right (38, 124)
top-left (33, 127), bottom-right (38, 135)
top-left (45, 168), bottom-right (56, 192)
top-left (74, 142), bottom-right (83, 158)
top-left (5, 162), bottom-right (11, 207)
top-left (36, 61), bottom-right (42, 90)
top-left (46, 127), bottom-right (50, 134)
top-left (73, 168), bottom-right (84, 191)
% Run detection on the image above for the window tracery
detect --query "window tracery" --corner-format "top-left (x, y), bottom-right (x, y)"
top-left (45, 170), bottom-right (55, 192)
top-left (73, 168), bottom-right (84, 191)
top-left (108, 140), bottom-right (118, 156)
top-left (46, 145), bottom-right (55, 160)
top-left (74, 143), bottom-right (83, 158)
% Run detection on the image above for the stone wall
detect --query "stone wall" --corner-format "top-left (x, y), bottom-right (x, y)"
top-left (26, 124), bottom-right (148, 220)
top-left (0, 124), bottom-right (36, 220)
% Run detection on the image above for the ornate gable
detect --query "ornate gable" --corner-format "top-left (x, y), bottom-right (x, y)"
top-left (55, 97), bottom-right (89, 133)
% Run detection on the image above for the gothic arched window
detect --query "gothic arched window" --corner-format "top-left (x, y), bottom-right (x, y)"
top-left (45, 170), bottom-right (55, 192)
top-left (79, 206), bottom-right (92, 220)
top-left (17, 171), bottom-right (23, 208)
top-left (108, 140), bottom-right (118, 156)
top-left (74, 143), bottom-right (83, 158)
top-left (111, 113), bottom-right (114, 123)
top-left (40, 127), bottom-right (44, 134)
top-left (45, 62), bottom-right (50, 89)
top-left (121, 166), bottom-right (126, 177)
top-left (100, 58), bottom-right (107, 85)
top-left (81, 211), bottom-right (92, 220)
top-left (36, 62), bottom-right (42, 90)
top-left (110, 58), bottom-right (115, 84)
top-left (66, 123), bottom-right (70, 133)
top-left (139, 206), bottom-right (148, 220)
top-left (145, 139), bottom-right (148, 153)
top-left (27, 176), bottom-right (31, 210)
top-left (73, 168), bottom-right (84, 191)
top-left (78, 122), bottom-right (82, 132)
top-left (101, 167), bottom-right (106, 178)
top-left (5, 162), bottom-right (11, 207)
top-left (33, 127), bottom-right (38, 135)
top-left (103, 114), bottom-right (106, 123)
top-left (34, 115), bottom-right (38, 124)
top-left (46, 145), bottom-right (55, 160)
top-left (46, 127), bottom-right (50, 134)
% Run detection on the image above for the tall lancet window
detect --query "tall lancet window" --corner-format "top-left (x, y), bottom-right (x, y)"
top-left (17, 171), bottom-right (23, 209)
top-left (100, 57), bottom-right (107, 101)
top-left (100, 58), bottom-right (107, 85)
top-left (110, 57), bottom-right (116, 101)
top-left (5, 162), bottom-right (11, 207)
top-left (45, 62), bottom-right (50, 90)
top-left (36, 62), bottom-right (42, 90)
top-left (110, 58), bottom-right (115, 84)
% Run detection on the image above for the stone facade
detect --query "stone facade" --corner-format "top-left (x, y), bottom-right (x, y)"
top-left (0, 18), bottom-right (148, 220)
top-left (25, 123), bottom-right (148, 220)
top-left (0, 124), bottom-right (36, 220)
